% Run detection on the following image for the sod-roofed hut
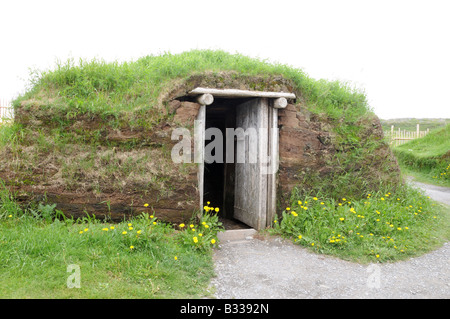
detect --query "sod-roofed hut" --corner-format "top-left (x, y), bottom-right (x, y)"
top-left (1, 50), bottom-right (400, 229)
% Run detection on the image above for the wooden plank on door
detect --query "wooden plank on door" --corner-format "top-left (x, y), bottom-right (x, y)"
top-left (234, 98), bottom-right (268, 230)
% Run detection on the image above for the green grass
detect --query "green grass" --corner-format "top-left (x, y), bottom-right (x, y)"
top-left (393, 124), bottom-right (450, 186)
top-left (270, 184), bottom-right (449, 263)
top-left (16, 50), bottom-right (371, 129)
top-left (0, 184), bottom-right (223, 298)
top-left (380, 118), bottom-right (449, 132)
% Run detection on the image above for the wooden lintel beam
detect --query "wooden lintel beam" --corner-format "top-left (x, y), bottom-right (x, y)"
top-left (189, 87), bottom-right (296, 99)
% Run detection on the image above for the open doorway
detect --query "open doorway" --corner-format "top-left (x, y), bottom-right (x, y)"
top-left (189, 88), bottom-right (293, 230)
top-left (203, 98), bottom-right (251, 230)
top-left (200, 97), bottom-right (277, 230)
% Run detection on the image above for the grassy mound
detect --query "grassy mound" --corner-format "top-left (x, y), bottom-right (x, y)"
top-left (0, 50), bottom-right (400, 222)
top-left (393, 124), bottom-right (450, 185)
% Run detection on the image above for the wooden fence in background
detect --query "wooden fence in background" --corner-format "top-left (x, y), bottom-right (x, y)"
top-left (384, 124), bottom-right (429, 147)
top-left (0, 98), bottom-right (14, 122)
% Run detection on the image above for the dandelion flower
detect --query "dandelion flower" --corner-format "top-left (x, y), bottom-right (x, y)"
top-left (199, 233), bottom-right (203, 237)
top-left (313, 197), bottom-right (318, 201)
top-left (311, 243), bottom-right (315, 246)
top-left (179, 223), bottom-right (185, 228)
top-left (339, 217), bottom-right (344, 221)
top-left (137, 230), bottom-right (142, 234)
top-left (8, 215), bottom-right (12, 218)
top-left (193, 237), bottom-right (198, 243)
top-left (381, 197), bottom-right (385, 201)
top-left (298, 235), bottom-right (302, 239)
top-left (215, 207), bottom-right (219, 213)
top-left (128, 223), bottom-right (132, 227)
top-left (110, 226), bottom-right (115, 230)
top-left (204, 224), bottom-right (209, 228)
top-left (122, 231), bottom-right (127, 235)
top-left (320, 202), bottom-right (324, 205)
top-left (153, 221), bottom-right (157, 225)
top-left (102, 228), bottom-right (109, 231)
top-left (129, 227), bottom-right (133, 230)
top-left (286, 207), bottom-right (290, 211)
top-left (298, 200), bottom-right (302, 205)
top-left (376, 254), bottom-right (380, 258)
top-left (79, 230), bottom-right (84, 234)
top-left (130, 246), bottom-right (134, 249)
top-left (211, 239), bottom-right (216, 244)
top-left (190, 224), bottom-right (194, 228)
top-left (84, 228), bottom-right (89, 232)
top-left (144, 203), bottom-right (149, 207)
top-left (174, 256), bottom-right (178, 260)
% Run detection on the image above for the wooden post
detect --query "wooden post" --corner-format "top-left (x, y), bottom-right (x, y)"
top-left (416, 124), bottom-right (420, 138)
top-left (196, 93), bottom-right (214, 106)
top-left (273, 97), bottom-right (287, 109)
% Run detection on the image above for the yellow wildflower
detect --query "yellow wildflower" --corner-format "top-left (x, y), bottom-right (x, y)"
top-left (122, 231), bottom-right (127, 235)
top-left (179, 223), bottom-right (185, 228)
top-left (144, 203), bottom-right (149, 207)
top-left (211, 239), bottom-right (216, 244)
top-left (193, 237), bottom-right (198, 243)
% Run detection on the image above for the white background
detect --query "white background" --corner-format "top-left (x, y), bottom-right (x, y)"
top-left (1, 0), bottom-right (449, 119)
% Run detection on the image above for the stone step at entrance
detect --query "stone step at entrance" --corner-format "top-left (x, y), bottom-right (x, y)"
top-left (217, 228), bottom-right (257, 242)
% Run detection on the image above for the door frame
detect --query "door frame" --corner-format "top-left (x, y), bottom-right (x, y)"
top-left (191, 88), bottom-right (295, 230)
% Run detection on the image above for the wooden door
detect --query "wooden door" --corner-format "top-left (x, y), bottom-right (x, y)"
top-left (234, 98), bottom-right (269, 230)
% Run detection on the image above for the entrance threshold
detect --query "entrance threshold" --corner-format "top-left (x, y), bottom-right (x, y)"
top-left (217, 228), bottom-right (257, 242)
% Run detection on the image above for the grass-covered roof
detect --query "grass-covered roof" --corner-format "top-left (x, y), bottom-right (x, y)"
top-left (14, 50), bottom-right (371, 130)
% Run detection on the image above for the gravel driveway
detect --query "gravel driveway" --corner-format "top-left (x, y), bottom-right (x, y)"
top-left (210, 181), bottom-right (450, 299)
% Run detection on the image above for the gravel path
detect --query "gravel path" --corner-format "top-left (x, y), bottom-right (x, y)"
top-left (211, 182), bottom-right (450, 299)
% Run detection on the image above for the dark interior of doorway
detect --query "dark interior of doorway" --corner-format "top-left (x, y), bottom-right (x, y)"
top-left (203, 98), bottom-right (251, 230)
